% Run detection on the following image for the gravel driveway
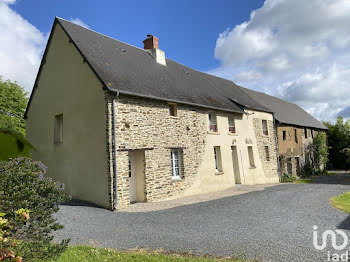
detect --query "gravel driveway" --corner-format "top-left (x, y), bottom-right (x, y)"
top-left (55, 172), bottom-right (350, 262)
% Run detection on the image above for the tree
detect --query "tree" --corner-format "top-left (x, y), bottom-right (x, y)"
top-left (0, 129), bottom-right (34, 161)
top-left (313, 132), bottom-right (328, 171)
top-left (323, 116), bottom-right (350, 169)
top-left (0, 77), bottom-right (28, 137)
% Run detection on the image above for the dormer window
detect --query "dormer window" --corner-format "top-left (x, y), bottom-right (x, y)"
top-left (262, 120), bottom-right (268, 135)
top-left (208, 113), bottom-right (217, 132)
top-left (228, 116), bottom-right (236, 133)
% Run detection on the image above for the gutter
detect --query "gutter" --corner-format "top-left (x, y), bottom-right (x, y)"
top-left (111, 92), bottom-right (119, 210)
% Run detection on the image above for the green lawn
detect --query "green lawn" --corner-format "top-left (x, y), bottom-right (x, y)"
top-left (330, 191), bottom-right (350, 213)
top-left (295, 179), bottom-right (314, 184)
top-left (326, 172), bottom-right (337, 176)
top-left (42, 246), bottom-right (245, 262)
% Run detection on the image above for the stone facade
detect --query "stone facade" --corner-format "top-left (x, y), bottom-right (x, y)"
top-left (110, 94), bottom-right (208, 209)
top-left (277, 125), bottom-right (323, 176)
top-left (253, 118), bottom-right (278, 179)
top-left (104, 93), bottom-right (280, 209)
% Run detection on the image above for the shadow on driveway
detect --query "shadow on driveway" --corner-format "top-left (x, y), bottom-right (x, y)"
top-left (313, 171), bottom-right (350, 185)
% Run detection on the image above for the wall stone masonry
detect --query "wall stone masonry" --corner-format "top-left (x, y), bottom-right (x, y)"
top-left (109, 93), bottom-right (208, 209)
top-left (253, 118), bottom-right (279, 179)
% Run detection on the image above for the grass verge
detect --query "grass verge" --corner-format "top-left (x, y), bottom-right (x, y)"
top-left (41, 246), bottom-right (246, 262)
top-left (330, 191), bottom-right (350, 213)
top-left (295, 179), bottom-right (314, 184)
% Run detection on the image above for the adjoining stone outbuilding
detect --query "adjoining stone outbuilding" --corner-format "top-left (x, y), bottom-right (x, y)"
top-left (25, 18), bottom-right (282, 210)
top-left (241, 88), bottom-right (328, 177)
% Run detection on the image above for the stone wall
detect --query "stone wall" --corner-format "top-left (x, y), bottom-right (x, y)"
top-left (253, 118), bottom-right (279, 179)
top-left (111, 94), bottom-right (208, 209)
top-left (277, 125), bottom-right (323, 176)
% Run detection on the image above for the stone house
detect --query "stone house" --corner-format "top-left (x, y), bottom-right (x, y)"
top-left (241, 88), bottom-right (327, 176)
top-left (25, 18), bottom-right (281, 210)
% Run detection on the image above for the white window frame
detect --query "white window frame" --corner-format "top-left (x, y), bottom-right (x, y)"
top-left (208, 113), bottom-right (218, 132)
top-left (262, 120), bottom-right (268, 135)
top-left (214, 146), bottom-right (223, 173)
top-left (171, 149), bottom-right (182, 179)
top-left (228, 116), bottom-right (236, 133)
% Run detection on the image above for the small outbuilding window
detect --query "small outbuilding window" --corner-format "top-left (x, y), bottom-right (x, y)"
top-left (169, 103), bottom-right (177, 117)
top-left (295, 129), bottom-right (298, 143)
top-left (265, 146), bottom-right (270, 161)
top-left (262, 120), bottom-right (268, 135)
top-left (304, 128), bottom-right (308, 138)
top-left (54, 114), bottom-right (63, 144)
top-left (282, 131), bottom-right (287, 140)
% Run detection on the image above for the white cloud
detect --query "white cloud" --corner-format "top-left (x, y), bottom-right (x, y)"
top-left (69, 18), bottom-right (89, 29)
top-left (210, 0), bottom-right (350, 121)
top-left (0, 0), bottom-right (45, 93)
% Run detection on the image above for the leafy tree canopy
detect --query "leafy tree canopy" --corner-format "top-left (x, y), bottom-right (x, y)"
top-left (0, 77), bottom-right (28, 137)
top-left (323, 116), bottom-right (350, 169)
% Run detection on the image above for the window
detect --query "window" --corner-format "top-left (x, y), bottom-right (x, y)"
top-left (265, 146), bottom-right (270, 161)
top-left (304, 128), bottom-right (308, 138)
top-left (169, 103), bottom-right (177, 117)
top-left (128, 159), bottom-right (132, 178)
top-left (228, 116), bottom-right (236, 133)
top-left (287, 158), bottom-right (292, 174)
top-left (262, 120), bottom-right (268, 135)
top-left (282, 130), bottom-right (287, 140)
top-left (295, 129), bottom-right (298, 143)
top-left (214, 146), bottom-right (223, 173)
top-left (208, 113), bottom-right (217, 132)
top-left (171, 149), bottom-right (182, 179)
top-left (248, 146), bottom-right (255, 167)
top-left (311, 129), bottom-right (314, 138)
top-left (54, 114), bottom-right (63, 144)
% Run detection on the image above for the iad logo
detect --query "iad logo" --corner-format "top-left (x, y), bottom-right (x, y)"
top-left (313, 225), bottom-right (349, 261)
top-left (313, 226), bottom-right (348, 250)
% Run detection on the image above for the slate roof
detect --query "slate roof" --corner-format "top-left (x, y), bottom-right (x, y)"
top-left (240, 87), bottom-right (327, 130)
top-left (25, 17), bottom-right (326, 132)
top-left (53, 18), bottom-right (270, 114)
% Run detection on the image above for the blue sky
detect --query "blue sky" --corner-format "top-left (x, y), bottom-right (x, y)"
top-left (1, 0), bottom-right (350, 121)
top-left (11, 0), bottom-right (264, 72)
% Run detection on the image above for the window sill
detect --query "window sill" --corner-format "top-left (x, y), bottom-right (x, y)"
top-left (172, 177), bottom-right (182, 181)
top-left (249, 166), bottom-right (256, 169)
top-left (207, 131), bottom-right (220, 135)
top-left (215, 171), bottom-right (224, 175)
top-left (169, 116), bottom-right (179, 119)
top-left (227, 132), bottom-right (238, 136)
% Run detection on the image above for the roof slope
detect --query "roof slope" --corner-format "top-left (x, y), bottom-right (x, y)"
top-left (55, 18), bottom-right (270, 114)
top-left (240, 87), bottom-right (327, 130)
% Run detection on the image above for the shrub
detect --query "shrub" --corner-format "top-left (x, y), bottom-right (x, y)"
top-left (300, 162), bottom-right (315, 178)
top-left (0, 158), bottom-right (69, 261)
top-left (281, 173), bottom-right (297, 183)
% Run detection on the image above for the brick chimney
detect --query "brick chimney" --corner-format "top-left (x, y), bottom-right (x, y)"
top-left (143, 34), bottom-right (166, 66)
top-left (143, 34), bottom-right (158, 49)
